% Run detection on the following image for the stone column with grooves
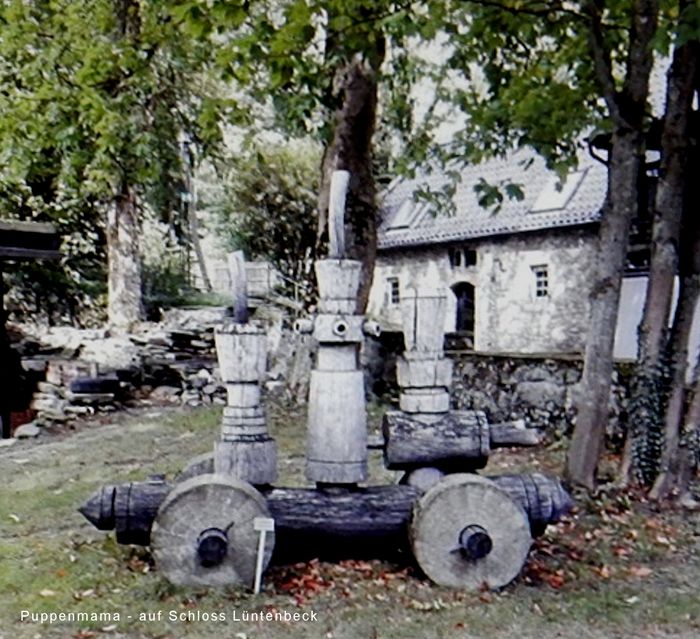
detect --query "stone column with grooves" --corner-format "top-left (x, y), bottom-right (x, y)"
top-left (383, 287), bottom-right (491, 471)
top-left (297, 170), bottom-right (379, 485)
top-left (398, 288), bottom-right (453, 417)
top-left (213, 252), bottom-right (277, 485)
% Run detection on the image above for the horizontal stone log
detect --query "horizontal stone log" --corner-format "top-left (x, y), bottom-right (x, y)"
top-left (383, 410), bottom-right (490, 470)
top-left (79, 473), bottom-right (572, 554)
top-left (489, 419), bottom-right (543, 447)
top-left (383, 413), bottom-right (543, 470)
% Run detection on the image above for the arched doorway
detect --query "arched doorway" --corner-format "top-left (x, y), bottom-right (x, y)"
top-left (451, 282), bottom-right (475, 337)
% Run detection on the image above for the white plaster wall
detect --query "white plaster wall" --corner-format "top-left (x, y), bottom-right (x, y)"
top-left (367, 246), bottom-right (477, 337)
top-left (370, 228), bottom-right (598, 354)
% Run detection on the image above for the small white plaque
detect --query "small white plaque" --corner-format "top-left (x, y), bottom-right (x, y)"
top-left (254, 516), bottom-right (275, 532)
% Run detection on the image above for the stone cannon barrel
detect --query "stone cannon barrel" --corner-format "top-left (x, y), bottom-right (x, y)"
top-left (79, 477), bottom-right (170, 546)
top-left (79, 472), bottom-right (572, 553)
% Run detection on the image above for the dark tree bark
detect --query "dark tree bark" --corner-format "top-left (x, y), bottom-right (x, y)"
top-left (624, 34), bottom-right (699, 489)
top-left (0, 267), bottom-right (10, 437)
top-left (317, 48), bottom-right (384, 313)
top-left (637, 40), bottom-right (697, 366)
top-left (650, 143), bottom-right (700, 498)
top-left (567, 0), bottom-right (659, 488)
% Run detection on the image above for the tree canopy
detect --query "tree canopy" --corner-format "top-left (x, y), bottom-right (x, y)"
top-left (0, 0), bottom-right (229, 325)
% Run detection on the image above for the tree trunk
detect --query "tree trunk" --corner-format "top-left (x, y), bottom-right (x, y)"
top-left (567, 0), bottom-right (658, 489)
top-left (676, 362), bottom-right (700, 503)
top-left (567, 133), bottom-right (645, 488)
top-left (107, 182), bottom-right (143, 331)
top-left (318, 54), bottom-right (382, 313)
top-left (0, 266), bottom-right (10, 438)
top-left (636, 42), bottom-right (697, 365)
top-left (624, 35), bottom-right (699, 488)
top-left (650, 136), bottom-right (700, 498)
top-left (650, 271), bottom-right (700, 498)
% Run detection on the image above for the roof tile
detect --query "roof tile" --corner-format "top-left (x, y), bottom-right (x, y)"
top-left (378, 150), bottom-right (607, 249)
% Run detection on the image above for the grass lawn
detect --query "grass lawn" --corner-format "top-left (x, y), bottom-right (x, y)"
top-left (0, 399), bottom-right (698, 639)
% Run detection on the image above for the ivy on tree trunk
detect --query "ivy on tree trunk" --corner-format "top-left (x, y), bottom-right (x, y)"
top-left (567, 0), bottom-right (659, 489)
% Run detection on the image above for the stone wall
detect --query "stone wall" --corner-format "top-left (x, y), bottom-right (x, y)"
top-left (449, 351), bottom-right (633, 439)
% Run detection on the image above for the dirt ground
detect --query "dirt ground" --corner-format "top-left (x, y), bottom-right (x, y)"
top-left (0, 403), bottom-right (698, 639)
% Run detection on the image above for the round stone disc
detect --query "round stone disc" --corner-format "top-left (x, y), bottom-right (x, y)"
top-left (174, 453), bottom-right (214, 483)
top-left (410, 474), bottom-right (531, 590)
top-left (151, 474), bottom-right (274, 587)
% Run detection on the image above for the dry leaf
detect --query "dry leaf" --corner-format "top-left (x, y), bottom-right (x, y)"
top-left (629, 565), bottom-right (652, 578)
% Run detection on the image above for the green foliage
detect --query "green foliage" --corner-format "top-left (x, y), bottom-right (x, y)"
top-left (208, 138), bottom-right (321, 301)
top-left (0, 0), bottom-right (228, 322)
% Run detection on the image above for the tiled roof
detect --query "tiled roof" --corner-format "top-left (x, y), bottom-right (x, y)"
top-left (378, 149), bottom-right (608, 249)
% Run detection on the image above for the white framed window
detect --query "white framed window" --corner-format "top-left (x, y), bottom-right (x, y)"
top-left (387, 277), bottom-right (400, 304)
top-left (531, 264), bottom-right (549, 298)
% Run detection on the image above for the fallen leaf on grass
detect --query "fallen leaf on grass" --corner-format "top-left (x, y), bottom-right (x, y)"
top-left (591, 565), bottom-right (611, 579)
top-left (628, 565), bottom-right (652, 578)
top-left (645, 518), bottom-right (663, 530)
top-left (545, 572), bottom-right (566, 589)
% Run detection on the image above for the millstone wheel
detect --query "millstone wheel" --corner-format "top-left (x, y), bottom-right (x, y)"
top-left (410, 474), bottom-right (531, 590)
top-left (151, 474), bottom-right (274, 587)
top-left (174, 452), bottom-right (214, 483)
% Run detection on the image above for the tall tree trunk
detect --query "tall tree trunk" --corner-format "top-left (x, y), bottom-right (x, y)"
top-left (318, 53), bottom-right (382, 313)
top-left (676, 361), bottom-right (700, 503)
top-left (636, 43), bottom-right (697, 364)
top-left (650, 140), bottom-right (700, 497)
top-left (107, 182), bottom-right (143, 331)
top-left (567, 133), bottom-right (645, 488)
top-left (650, 270), bottom-right (700, 498)
top-left (621, 35), bottom-right (697, 481)
top-left (0, 267), bottom-right (10, 438)
top-left (567, 0), bottom-right (658, 488)
top-left (105, 0), bottom-right (144, 332)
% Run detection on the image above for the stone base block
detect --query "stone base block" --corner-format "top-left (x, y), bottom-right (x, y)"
top-left (214, 438), bottom-right (277, 485)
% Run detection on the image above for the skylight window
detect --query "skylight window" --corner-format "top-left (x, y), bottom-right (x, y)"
top-left (390, 198), bottom-right (428, 229)
top-left (530, 169), bottom-right (587, 213)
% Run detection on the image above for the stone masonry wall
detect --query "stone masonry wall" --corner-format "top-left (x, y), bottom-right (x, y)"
top-left (449, 351), bottom-right (633, 439)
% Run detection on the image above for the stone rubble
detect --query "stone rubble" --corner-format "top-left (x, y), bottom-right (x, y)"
top-left (9, 307), bottom-right (234, 435)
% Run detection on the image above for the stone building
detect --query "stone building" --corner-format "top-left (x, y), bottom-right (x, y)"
top-left (367, 149), bottom-right (624, 356)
